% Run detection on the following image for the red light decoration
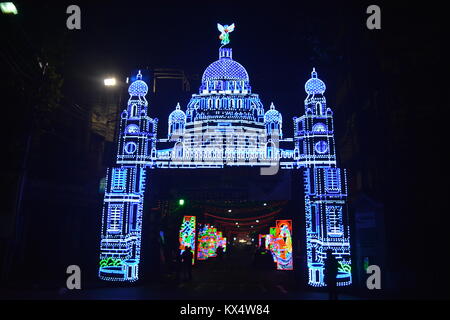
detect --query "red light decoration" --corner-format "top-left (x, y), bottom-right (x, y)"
top-left (265, 220), bottom-right (293, 270)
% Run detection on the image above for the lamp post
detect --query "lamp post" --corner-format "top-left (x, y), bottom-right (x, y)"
top-left (103, 76), bottom-right (124, 155)
top-left (0, 2), bottom-right (18, 15)
top-left (103, 77), bottom-right (117, 87)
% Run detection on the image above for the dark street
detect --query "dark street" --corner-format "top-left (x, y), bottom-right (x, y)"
top-left (1, 244), bottom-right (360, 300)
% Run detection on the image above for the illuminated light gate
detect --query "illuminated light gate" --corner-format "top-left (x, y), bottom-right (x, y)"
top-left (98, 24), bottom-right (352, 286)
top-left (179, 216), bottom-right (196, 265)
top-left (197, 224), bottom-right (226, 260)
top-left (274, 220), bottom-right (294, 271)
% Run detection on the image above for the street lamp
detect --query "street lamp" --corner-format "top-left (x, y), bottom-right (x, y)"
top-left (0, 2), bottom-right (18, 15)
top-left (104, 77), bottom-right (117, 86)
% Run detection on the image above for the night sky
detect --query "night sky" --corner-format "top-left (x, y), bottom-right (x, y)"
top-left (11, 1), bottom-right (391, 126)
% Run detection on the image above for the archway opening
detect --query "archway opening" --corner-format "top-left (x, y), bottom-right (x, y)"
top-left (139, 167), bottom-right (307, 296)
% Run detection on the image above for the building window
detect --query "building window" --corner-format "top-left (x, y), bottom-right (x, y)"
top-left (125, 124), bottom-right (139, 134)
top-left (124, 142), bottom-right (137, 154)
top-left (315, 102), bottom-right (322, 115)
top-left (325, 168), bottom-right (341, 193)
top-left (314, 141), bottom-right (328, 154)
top-left (111, 168), bottom-right (127, 192)
top-left (130, 104), bottom-right (137, 117)
top-left (107, 204), bottom-right (123, 234)
top-left (326, 206), bottom-right (343, 237)
top-left (312, 123), bottom-right (327, 132)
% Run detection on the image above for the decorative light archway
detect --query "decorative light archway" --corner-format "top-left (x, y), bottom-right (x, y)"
top-left (98, 24), bottom-right (352, 287)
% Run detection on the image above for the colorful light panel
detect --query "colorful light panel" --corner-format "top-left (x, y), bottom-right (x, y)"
top-left (179, 216), bottom-right (196, 265)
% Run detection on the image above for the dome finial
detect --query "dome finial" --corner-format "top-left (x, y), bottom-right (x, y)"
top-left (311, 68), bottom-right (317, 78)
top-left (270, 102), bottom-right (275, 109)
top-left (176, 102), bottom-right (181, 110)
top-left (137, 70), bottom-right (142, 80)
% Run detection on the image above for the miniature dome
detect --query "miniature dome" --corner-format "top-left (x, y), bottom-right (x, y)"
top-left (128, 71), bottom-right (148, 96)
top-left (169, 103), bottom-right (186, 122)
top-left (264, 103), bottom-right (282, 123)
top-left (305, 68), bottom-right (326, 95)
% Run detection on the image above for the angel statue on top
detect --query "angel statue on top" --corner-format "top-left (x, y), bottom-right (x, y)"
top-left (217, 23), bottom-right (235, 47)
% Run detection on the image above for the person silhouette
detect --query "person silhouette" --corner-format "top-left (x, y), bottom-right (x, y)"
top-left (216, 246), bottom-right (224, 261)
top-left (175, 248), bottom-right (182, 282)
top-left (324, 249), bottom-right (339, 300)
top-left (181, 246), bottom-right (193, 281)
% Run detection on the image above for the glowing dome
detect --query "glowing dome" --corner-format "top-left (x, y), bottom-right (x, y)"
top-left (169, 103), bottom-right (186, 122)
top-left (305, 68), bottom-right (326, 95)
top-left (264, 103), bottom-right (282, 123)
top-left (202, 50), bottom-right (249, 82)
top-left (128, 71), bottom-right (148, 96)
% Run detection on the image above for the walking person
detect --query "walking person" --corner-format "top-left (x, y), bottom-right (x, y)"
top-left (324, 249), bottom-right (339, 300)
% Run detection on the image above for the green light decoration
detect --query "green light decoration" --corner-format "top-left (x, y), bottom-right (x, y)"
top-left (217, 23), bottom-right (235, 46)
top-left (99, 257), bottom-right (123, 267)
top-left (338, 261), bottom-right (351, 273)
top-left (270, 227), bottom-right (276, 237)
top-left (179, 199), bottom-right (185, 206)
top-left (363, 257), bottom-right (369, 271)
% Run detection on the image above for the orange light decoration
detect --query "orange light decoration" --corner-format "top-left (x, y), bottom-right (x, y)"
top-left (266, 220), bottom-right (293, 270)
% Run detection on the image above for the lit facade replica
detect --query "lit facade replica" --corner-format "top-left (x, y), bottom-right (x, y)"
top-left (98, 24), bottom-right (352, 286)
top-left (179, 216), bottom-right (196, 264)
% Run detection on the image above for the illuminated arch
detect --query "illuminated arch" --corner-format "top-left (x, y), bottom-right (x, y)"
top-left (97, 44), bottom-right (352, 288)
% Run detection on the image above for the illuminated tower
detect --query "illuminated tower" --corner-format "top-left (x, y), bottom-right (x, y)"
top-left (98, 71), bottom-right (158, 281)
top-left (264, 102), bottom-right (283, 138)
top-left (117, 71), bottom-right (158, 165)
top-left (264, 102), bottom-right (283, 159)
top-left (294, 68), bottom-right (352, 286)
top-left (168, 102), bottom-right (186, 141)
